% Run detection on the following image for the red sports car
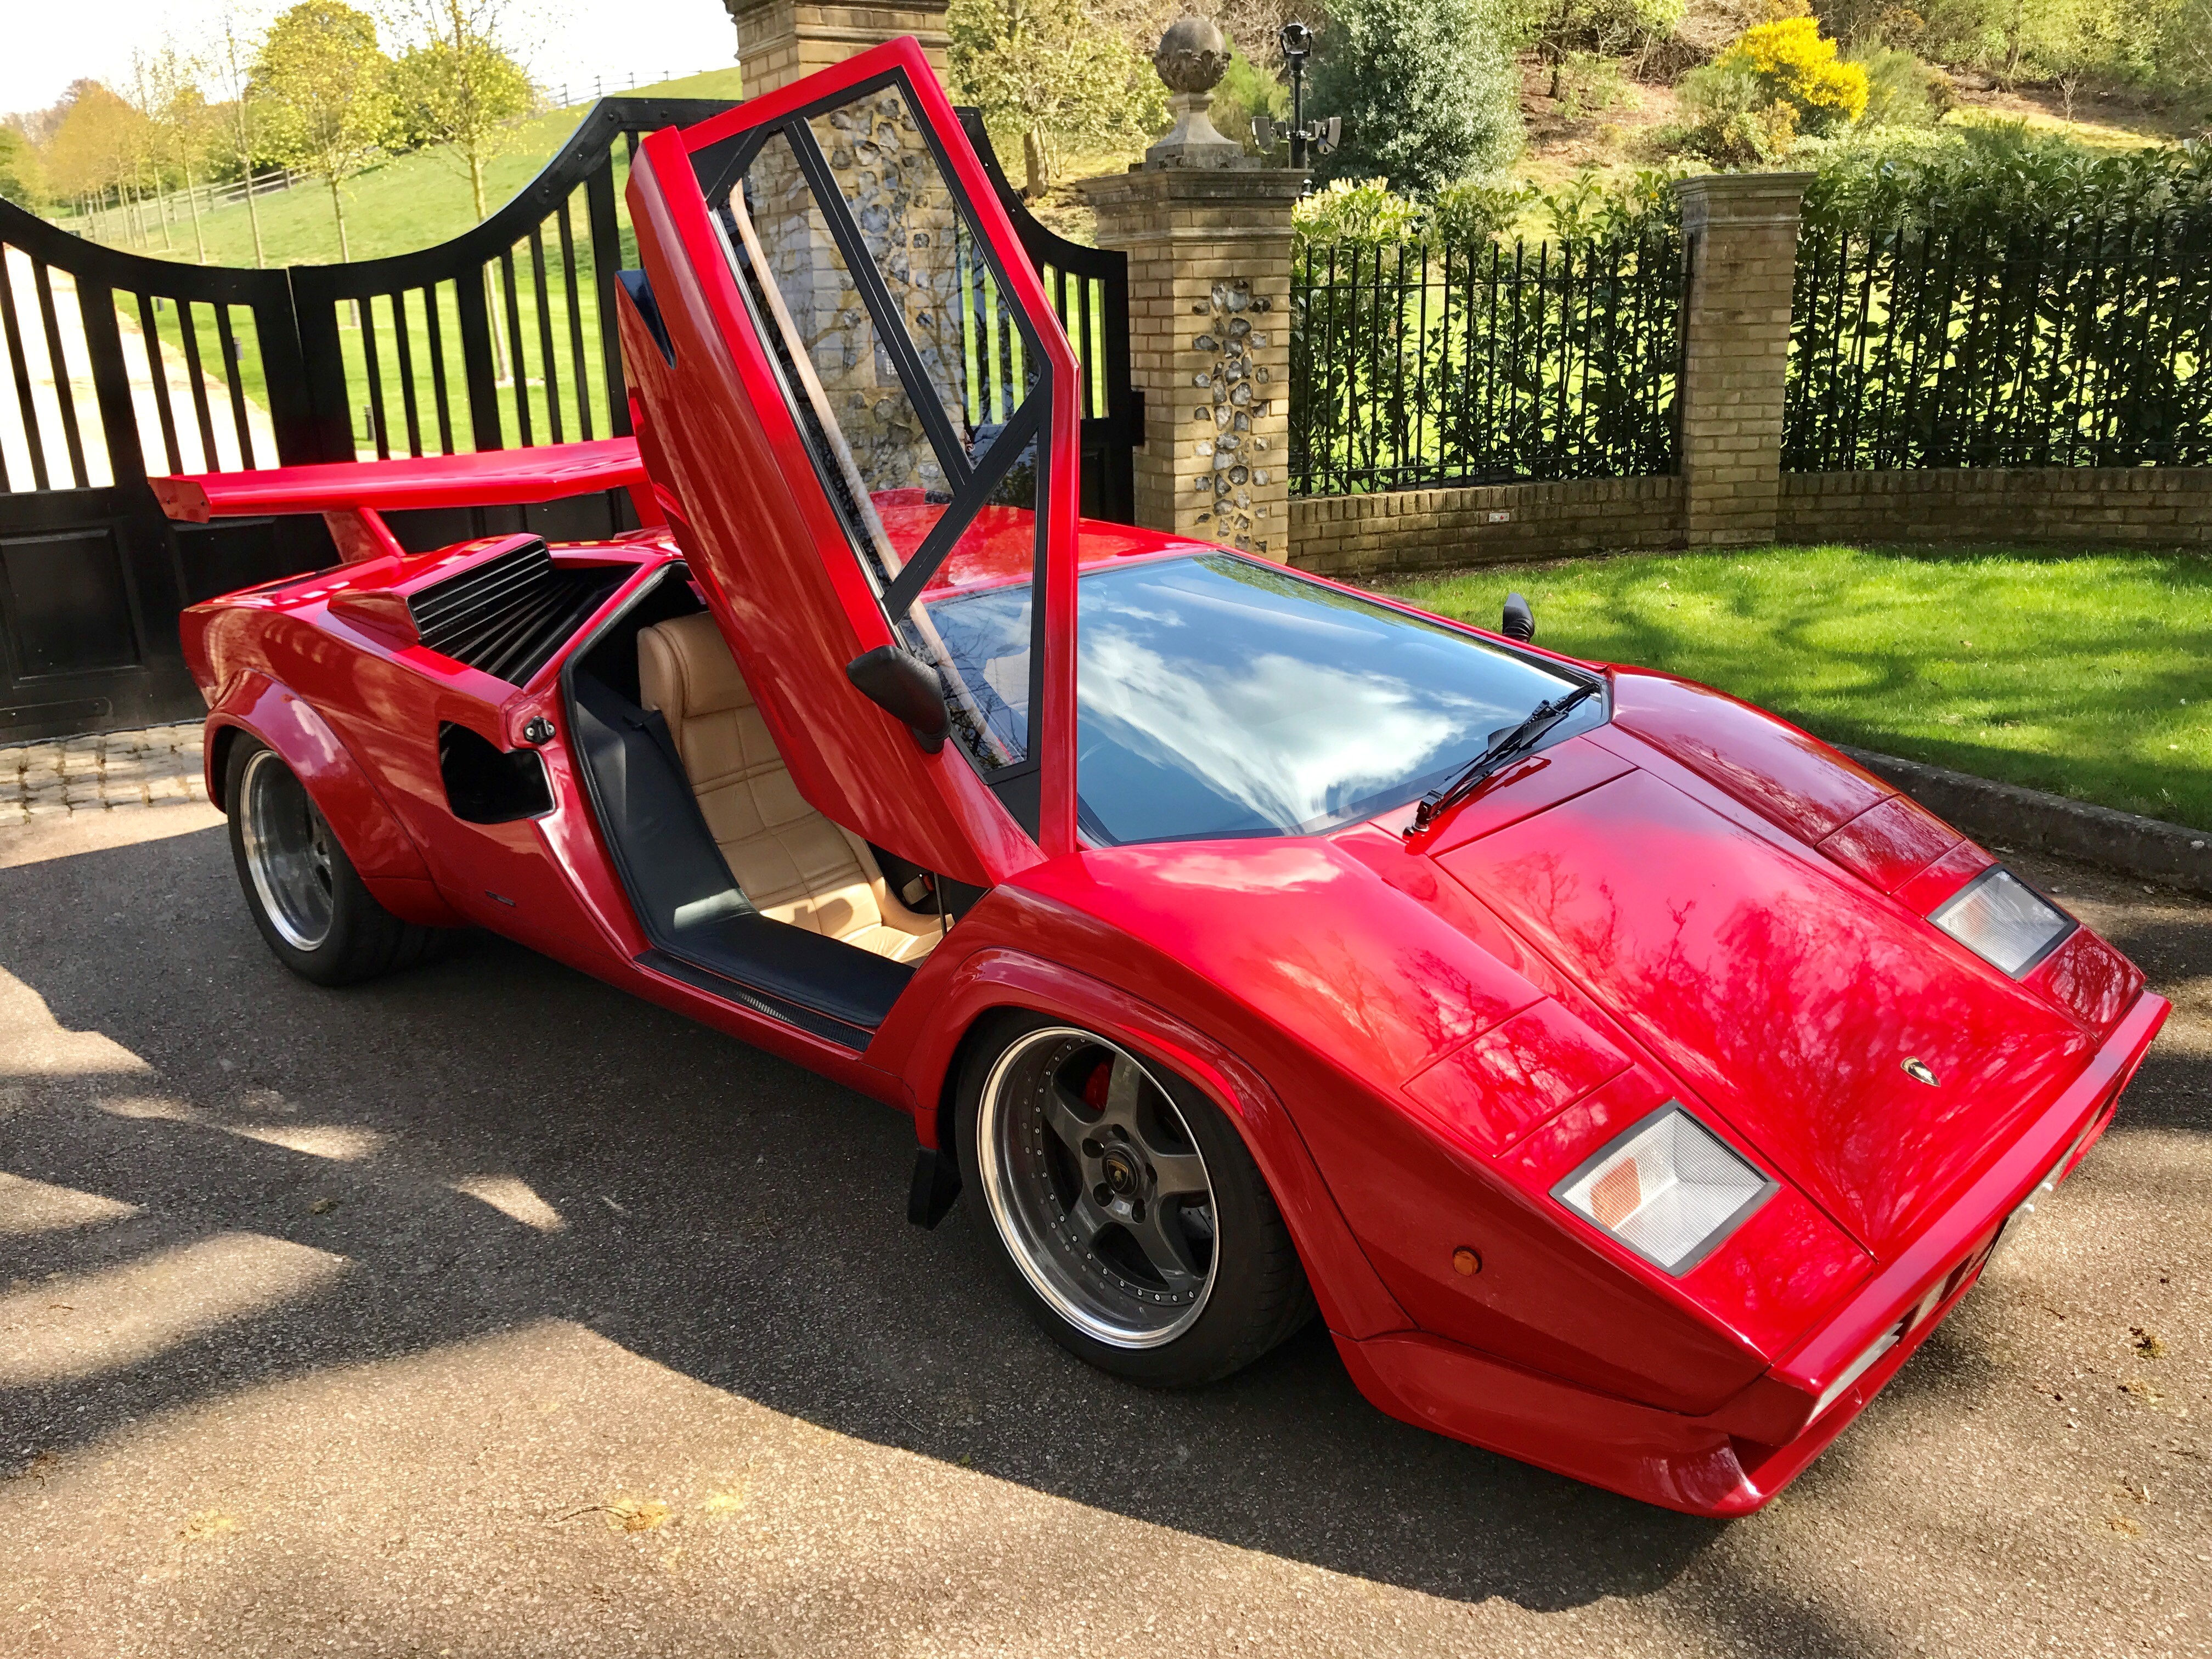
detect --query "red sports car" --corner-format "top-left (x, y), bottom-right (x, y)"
top-left (160, 40), bottom-right (2167, 1516)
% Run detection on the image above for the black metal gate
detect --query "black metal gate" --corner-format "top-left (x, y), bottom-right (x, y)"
top-left (0, 98), bottom-right (1135, 743)
top-left (957, 109), bottom-right (1139, 526)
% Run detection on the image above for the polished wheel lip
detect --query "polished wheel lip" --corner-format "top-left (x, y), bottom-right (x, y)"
top-left (977, 1025), bottom-right (1217, 1350)
top-left (239, 749), bottom-right (335, 952)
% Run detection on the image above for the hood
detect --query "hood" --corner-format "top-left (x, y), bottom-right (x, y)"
top-left (1431, 763), bottom-right (2092, 1255)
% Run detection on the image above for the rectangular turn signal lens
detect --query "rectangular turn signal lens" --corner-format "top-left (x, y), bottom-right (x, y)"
top-left (1928, 866), bottom-right (2074, 978)
top-left (1553, 1106), bottom-right (1775, 1275)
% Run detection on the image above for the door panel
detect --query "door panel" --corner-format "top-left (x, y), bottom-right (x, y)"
top-left (617, 39), bottom-right (1082, 887)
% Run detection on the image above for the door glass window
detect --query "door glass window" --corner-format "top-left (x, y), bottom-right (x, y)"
top-left (719, 82), bottom-right (1048, 778)
top-left (803, 88), bottom-right (1036, 453)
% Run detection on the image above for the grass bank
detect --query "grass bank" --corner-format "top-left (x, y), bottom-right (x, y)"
top-left (85, 69), bottom-right (744, 271)
top-left (1376, 544), bottom-right (2212, 832)
top-left (72, 71), bottom-right (743, 463)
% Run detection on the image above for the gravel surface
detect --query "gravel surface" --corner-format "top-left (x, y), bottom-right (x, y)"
top-left (2, 806), bottom-right (2206, 1658)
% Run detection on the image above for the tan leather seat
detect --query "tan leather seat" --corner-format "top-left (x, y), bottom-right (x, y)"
top-left (638, 613), bottom-right (940, 965)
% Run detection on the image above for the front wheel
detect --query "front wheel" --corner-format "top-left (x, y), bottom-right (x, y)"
top-left (957, 1013), bottom-right (1313, 1386)
top-left (227, 738), bottom-right (449, 986)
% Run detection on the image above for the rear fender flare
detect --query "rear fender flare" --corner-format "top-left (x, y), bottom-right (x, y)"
top-left (207, 673), bottom-right (433, 885)
top-left (890, 947), bottom-right (1411, 1341)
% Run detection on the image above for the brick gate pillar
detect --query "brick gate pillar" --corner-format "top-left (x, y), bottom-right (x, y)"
top-left (1672, 172), bottom-right (1812, 549)
top-left (724, 0), bottom-right (952, 96)
top-left (1080, 168), bottom-right (1304, 557)
top-left (1077, 18), bottom-right (1304, 560)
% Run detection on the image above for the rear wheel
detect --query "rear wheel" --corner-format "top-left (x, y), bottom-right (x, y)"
top-left (227, 738), bottom-right (449, 986)
top-left (957, 1013), bottom-right (1313, 1386)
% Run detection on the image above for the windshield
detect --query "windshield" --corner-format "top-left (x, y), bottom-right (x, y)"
top-left (923, 554), bottom-right (1602, 844)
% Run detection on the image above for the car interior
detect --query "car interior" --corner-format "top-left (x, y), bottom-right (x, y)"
top-left (563, 564), bottom-right (968, 1048)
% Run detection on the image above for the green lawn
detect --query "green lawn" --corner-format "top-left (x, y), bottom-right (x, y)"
top-left (1377, 545), bottom-right (2212, 832)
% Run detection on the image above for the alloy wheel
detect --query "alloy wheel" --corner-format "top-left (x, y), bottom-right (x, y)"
top-left (239, 749), bottom-right (336, 952)
top-left (977, 1026), bottom-right (1218, 1347)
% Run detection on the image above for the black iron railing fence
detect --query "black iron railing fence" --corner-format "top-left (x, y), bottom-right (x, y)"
top-left (1288, 228), bottom-right (1683, 498)
top-left (1785, 203), bottom-right (2212, 471)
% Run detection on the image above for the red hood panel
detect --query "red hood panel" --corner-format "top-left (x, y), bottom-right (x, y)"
top-left (1609, 670), bottom-right (1892, 842)
top-left (1437, 769), bottom-right (2092, 1254)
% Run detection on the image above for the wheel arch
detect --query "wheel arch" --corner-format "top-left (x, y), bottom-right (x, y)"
top-left (883, 945), bottom-right (1410, 1341)
top-left (207, 674), bottom-right (436, 887)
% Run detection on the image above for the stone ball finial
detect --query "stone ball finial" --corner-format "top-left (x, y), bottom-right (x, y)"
top-left (1154, 15), bottom-right (1230, 95)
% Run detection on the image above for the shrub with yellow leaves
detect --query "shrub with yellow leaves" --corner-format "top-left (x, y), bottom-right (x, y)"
top-left (1714, 15), bottom-right (1869, 134)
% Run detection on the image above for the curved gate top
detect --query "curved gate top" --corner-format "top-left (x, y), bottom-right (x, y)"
top-left (0, 99), bottom-right (1133, 742)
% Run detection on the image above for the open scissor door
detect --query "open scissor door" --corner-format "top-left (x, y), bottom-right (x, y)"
top-left (618, 38), bottom-right (1081, 890)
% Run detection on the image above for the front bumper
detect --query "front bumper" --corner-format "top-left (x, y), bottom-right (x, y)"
top-left (1334, 989), bottom-right (2170, 1517)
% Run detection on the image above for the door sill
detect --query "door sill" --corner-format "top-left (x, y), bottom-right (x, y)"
top-left (637, 947), bottom-right (882, 1051)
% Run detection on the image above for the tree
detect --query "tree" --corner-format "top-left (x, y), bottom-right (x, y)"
top-left (950, 0), bottom-right (1167, 195)
top-left (385, 0), bottom-right (536, 223)
top-left (1513, 0), bottom-right (1685, 97)
top-left (1696, 9), bottom-right (1869, 135)
top-left (255, 0), bottom-right (398, 259)
top-left (1310, 0), bottom-right (1523, 195)
top-left (206, 5), bottom-right (275, 268)
top-left (2162, 0), bottom-right (2212, 114)
top-left (44, 84), bottom-right (153, 235)
top-left (0, 127), bottom-right (51, 211)
top-left (138, 46), bottom-right (226, 263)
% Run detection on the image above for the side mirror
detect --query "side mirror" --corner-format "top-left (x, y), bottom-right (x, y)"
top-left (847, 645), bottom-right (950, 754)
top-left (1501, 592), bottom-right (1536, 642)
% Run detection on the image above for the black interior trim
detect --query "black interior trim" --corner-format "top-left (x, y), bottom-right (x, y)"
top-left (639, 948), bottom-right (879, 1049)
top-left (617, 270), bottom-right (675, 366)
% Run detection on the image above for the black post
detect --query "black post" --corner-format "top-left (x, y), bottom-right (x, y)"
top-left (1282, 23), bottom-right (1313, 172)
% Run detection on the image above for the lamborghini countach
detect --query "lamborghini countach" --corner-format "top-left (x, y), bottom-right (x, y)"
top-left (159, 38), bottom-right (2169, 1515)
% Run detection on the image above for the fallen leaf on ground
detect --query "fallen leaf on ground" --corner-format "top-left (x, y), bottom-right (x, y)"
top-left (177, 1512), bottom-right (239, 1543)
top-left (608, 1498), bottom-right (669, 1534)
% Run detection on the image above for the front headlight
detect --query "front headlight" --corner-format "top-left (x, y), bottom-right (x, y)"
top-left (1928, 866), bottom-right (2075, 978)
top-left (1553, 1106), bottom-right (1775, 1275)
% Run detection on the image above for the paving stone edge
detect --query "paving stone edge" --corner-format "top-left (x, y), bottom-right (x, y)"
top-left (1842, 744), bottom-right (2212, 900)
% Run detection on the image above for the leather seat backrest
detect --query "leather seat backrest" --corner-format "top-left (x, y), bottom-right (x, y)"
top-left (637, 612), bottom-right (937, 963)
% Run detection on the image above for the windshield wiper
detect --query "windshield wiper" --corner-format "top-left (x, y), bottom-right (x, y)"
top-left (1407, 680), bottom-right (1602, 836)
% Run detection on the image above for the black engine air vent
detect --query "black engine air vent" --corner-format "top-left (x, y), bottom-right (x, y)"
top-left (407, 538), bottom-right (625, 687)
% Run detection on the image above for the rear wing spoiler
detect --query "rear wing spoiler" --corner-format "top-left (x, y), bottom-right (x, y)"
top-left (153, 438), bottom-right (661, 561)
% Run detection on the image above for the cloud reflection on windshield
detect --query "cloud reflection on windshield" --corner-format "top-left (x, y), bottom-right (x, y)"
top-left (1080, 631), bottom-right (1479, 834)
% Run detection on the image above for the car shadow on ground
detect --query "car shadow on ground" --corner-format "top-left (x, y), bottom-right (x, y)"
top-left (0, 826), bottom-right (1738, 1617)
top-left (7, 821), bottom-right (2194, 1649)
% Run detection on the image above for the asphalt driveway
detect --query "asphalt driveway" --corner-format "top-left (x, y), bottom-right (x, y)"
top-left (2, 800), bottom-right (2207, 1658)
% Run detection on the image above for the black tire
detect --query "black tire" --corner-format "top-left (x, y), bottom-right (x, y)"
top-left (225, 737), bottom-right (451, 987)
top-left (956, 1010), bottom-right (1314, 1386)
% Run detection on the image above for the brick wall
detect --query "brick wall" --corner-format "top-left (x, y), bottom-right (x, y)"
top-left (1288, 476), bottom-right (1685, 578)
top-left (1287, 466), bottom-right (2211, 575)
top-left (1780, 469), bottom-right (2212, 550)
